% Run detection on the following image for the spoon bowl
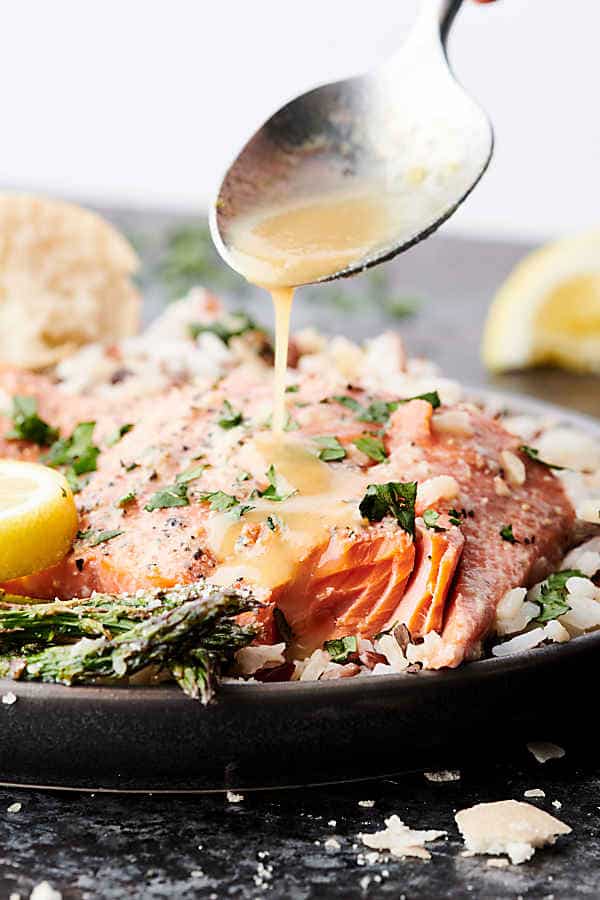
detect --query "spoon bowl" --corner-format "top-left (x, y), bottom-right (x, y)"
top-left (210, 0), bottom-right (493, 287)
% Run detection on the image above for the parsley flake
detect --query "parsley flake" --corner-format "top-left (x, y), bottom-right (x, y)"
top-left (43, 421), bottom-right (100, 492)
top-left (79, 529), bottom-right (124, 547)
top-left (448, 507), bottom-right (463, 527)
top-left (331, 390), bottom-right (440, 426)
top-left (198, 490), bottom-right (253, 519)
top-left (314, 436), bottom-right (346, 462)
top-left (217, 399), bottom-right (243, 430)
top-left (258, 465), bottom-right (295, 502)
top-left (188, 311), bottom-right (259, 345)
top-left (324, 635), bottom-right (358, 663)
top-left (115, 490), bottom-right (136, 508)
top-left (500, 523), bottom-right (518, 544)
top-left (145, 482), bottom-right (189, 511)
top-left (359, 481), bottom-right (417, 536)
top-left (175, 464), bottom-right (205, 485)
top-left (353, 434), bottom-right (388, 463)
top-left (423, 509), bottom-right (446, 532)
top-left (520, 445), bottom-right (565, 471)
top-left (533, 569), bottom-right (584, 623)
top-left (6, 396), bottom-right (58, 446)
top-left (106, 423), bottom-right (134, 447)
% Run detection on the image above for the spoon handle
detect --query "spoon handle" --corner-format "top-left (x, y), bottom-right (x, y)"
top-left (416, 0), bottom-right (463, 45)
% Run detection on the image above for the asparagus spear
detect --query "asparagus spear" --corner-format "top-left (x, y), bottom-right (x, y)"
top-left (0, 583), bottom-right (241, 646)
top-left (3, 583), bottom-right (258, 703)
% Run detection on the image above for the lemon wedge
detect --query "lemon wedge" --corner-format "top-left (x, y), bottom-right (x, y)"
top-left (482, 232), bottom-right (600, 373)
top-left (0, 460), bottom-right (78, 581)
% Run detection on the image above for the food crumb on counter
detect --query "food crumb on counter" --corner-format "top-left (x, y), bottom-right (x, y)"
top-left (424, 770), bottom-right (461, 782)
top-left (29, 884), bottom-right (62, 900)
top-left (7, 802), bottom-right (22, 814)
top-left (360, 814), bottom-right (446, 860)
top-left (2, 691), bottom-right (17, 705)
top-left (455, 800), bottom-right (571, 865)
top-left (524, 788), bottom-right (546, 798)
top-left (526, 742), bottom-right (566, 764)
top-left (226, 791), bottom-right (244, 804)
top-left (358, 799), bottom-right (375, 808)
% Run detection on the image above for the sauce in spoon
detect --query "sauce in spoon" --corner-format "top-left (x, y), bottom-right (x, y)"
top-left (228, 187), bottom-right (395, 431)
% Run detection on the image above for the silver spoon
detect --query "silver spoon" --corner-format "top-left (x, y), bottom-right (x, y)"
top-left (210, 0), bottom-right (494, 286)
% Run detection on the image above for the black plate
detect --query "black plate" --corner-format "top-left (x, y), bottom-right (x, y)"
top-left (1, 393), bottom-right (598, 792)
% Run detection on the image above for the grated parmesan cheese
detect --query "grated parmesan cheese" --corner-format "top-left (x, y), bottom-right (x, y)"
top-left (29, 885), bottom-right (62, 900)
top-left (527, 742), bottom-right (566, 764)
top-left (360, 814), bottom-right (446, 860)
top-left (455, 800), bottom-right (571, 865)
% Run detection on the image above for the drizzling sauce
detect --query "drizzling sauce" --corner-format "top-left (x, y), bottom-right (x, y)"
top-left (229, 187), bottom-right (394, 431)
top-left (208, 186), bottom-right (394, 590)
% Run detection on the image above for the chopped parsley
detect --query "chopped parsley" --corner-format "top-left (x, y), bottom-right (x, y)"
top-left (359, 481), bottom-right (417, 536)
top-left (448, 507), bottom-right (463, 527)
top-left (79, 529), bottom-right (124, 547)
top-left (217, 399), bottom-right (243, 430)
top-left (533, 569), bottom-right (584, 623)
top-left (353, 434), bottom-right (388, 463)
top-left (500, 523), bottom-right (518, 544)
top-left (314, 435), bottom-right (346, 462)
top-left (145, 482), bottom-right (189, 511)
top-left (331, 390), bottom-right (441, 426)
top-left (106, 423), bottom-right (134, 447)
top-left (324, 635), bottom-right (358, 663)
top-left (175, 464), bottom-right (205, 485)
top-left (273, 607), bottom-right (293, 643)
top-left (43, 421), bottom-right (100, 492)
top-left (198, 490), bottom-right (253, 519)
top-left (285, 385), bottom-right (299, 393)
top-left (423, 508), bottom-right (446, 532)
top-left (115, 490), bottom-right (136, 508)
top-left (331, 395), bottom-right (395, 425)
top-left (520, 445), bottom-right (565, 471)
top-left (188, 311), bottom-right (259, 345)
top-left (6, 396), bottom-right (58, 446)
top-left (258, 465), bottom-right (295, 502)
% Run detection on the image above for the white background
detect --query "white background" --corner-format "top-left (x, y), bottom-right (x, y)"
top-left (1, 0), bottom-right (598, 241)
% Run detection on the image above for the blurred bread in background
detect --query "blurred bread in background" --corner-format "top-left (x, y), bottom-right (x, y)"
top-left (0, 194), bottom-right (140, 369)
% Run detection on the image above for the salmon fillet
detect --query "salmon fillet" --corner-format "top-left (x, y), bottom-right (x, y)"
top-left (386, 400), bottom-right (576, 666)
top-left (0, 350), bottom-right (576, 668)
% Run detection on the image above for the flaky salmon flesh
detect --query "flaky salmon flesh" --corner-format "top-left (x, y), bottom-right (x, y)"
top-left (0, 309), bottom-right (577, 669)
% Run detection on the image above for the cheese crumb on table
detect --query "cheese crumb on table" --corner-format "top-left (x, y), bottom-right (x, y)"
top-left (7, 802), bottom-right (22, 814)
top-left (524, 789), bottom-right (546, 798)
top-left (2, 691), bottom-right (17, 705)
top-left (526, 742), bottom-right (566, 763)
top-left (358, 800), bottom-right (375, 808)
top-left (29, 884), bottom-right (62, 900)
top-left (226, 791), bottom-right (244, 804)
top-left (424, 770), bottom-right (461, 783)
top-left (360, 814), bottom-right (446, 860)
top-left (455, 800), bottom-right (571, 865)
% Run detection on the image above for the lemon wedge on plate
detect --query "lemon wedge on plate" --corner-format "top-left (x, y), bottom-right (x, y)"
top-left (0, 460), bottom-right (78, 581)
top-left (482, 231), bottom-right (600, 373)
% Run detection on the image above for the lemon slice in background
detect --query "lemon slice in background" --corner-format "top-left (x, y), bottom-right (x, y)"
top-left (0, 460), bottom-right (78, 581)
top-left (482, 232), bottom-right (600, 374)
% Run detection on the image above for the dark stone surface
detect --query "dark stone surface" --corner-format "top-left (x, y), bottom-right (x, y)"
top-left (1, 207), bottom-right (599, 898)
